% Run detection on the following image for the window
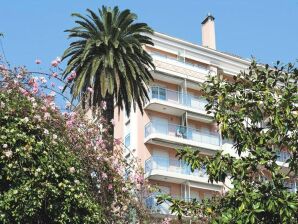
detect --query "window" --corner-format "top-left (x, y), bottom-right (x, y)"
top-left (151, 86), bottom-right (166, 100)
top-left (124, 134), bottom-right (131, 148)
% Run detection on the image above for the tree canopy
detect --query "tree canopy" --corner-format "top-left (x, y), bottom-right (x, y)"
top-left (159, 61), bottom-right (298, 223)
top-left (62, 6), bottom-right (155, 137)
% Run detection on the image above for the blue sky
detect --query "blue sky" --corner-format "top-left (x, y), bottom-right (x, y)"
top-left (0, 0), bottom-right (297, 70)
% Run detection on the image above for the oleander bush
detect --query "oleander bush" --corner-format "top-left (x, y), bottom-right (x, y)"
top-left (0, 61), bottom-right (151, 223)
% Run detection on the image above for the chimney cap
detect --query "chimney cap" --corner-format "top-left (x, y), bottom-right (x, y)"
top-left (201, 13), bottom-right (215, 24)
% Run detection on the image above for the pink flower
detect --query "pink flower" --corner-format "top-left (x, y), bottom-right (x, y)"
top-left (32, 87), bottom-right (38, 94)
top-left (122, 187), bottom-right (128, 192)
top-left (114, 138), bottom-right (121, 145)
top-left (40, 77), bottom-right (47, 84)
top-left (100, 101), bottom-right (107, 110)
top-left (44, 112), bottom-right (51, 120)
top-left (162, 217), bottom-right (172, 224)
top-left (66, 119), bottom-right (74, 127)
top-left (19, 87), bottom-right (28, 96)
top-left (52, 72), bottom-right (58, 78)
top-left (102, 173), bottom-right (108, 179)
top-left (0, 64), bottom-right (7, 70)
top-left (49, 91), bottom-right (56, 97)
top-left (70, 71), bottom-right (76, 78)
top-left (35, 59), bottom-right (41, 64)
top-left (108, 184), bottom-right (113, 190)
top-left (58, 86), bottom-right (63, 91)
top-left (51, 60), bottom-right (59, 67)
top-left (67, 76), bottom-right (74, 82)
top-left (87, 87), bottom-right (93, 93)
top-left (134, 174), bottom-right (144, 184)
top-left (51, 82), bottom-right (55, 87)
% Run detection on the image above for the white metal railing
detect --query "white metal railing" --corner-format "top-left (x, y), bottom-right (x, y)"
top-left (148, 86), bottom-right (208, 112)
top-left (145, 156), bottom-right (208, 178)
top-left (145, 121), bottom-right (220, 146)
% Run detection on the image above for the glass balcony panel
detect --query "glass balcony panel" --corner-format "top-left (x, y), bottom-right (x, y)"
top-left (145, 120), bottom-right (220, 146)
top-left (284, 181), bottom-right (297, 193)
top-left (277, 151), bottom-right (291, 163)
top-left (149, 86), bottom-right (207, 112)
top-left (145, 156), bottom-right (208, 179)
top-left (145, 195), bottom-right (171, 214)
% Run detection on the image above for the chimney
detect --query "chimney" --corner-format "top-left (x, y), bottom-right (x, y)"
top-left (201, 13), bottom-right (216, 49)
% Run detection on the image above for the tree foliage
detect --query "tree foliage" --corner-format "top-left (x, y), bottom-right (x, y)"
top-left (0, 90), bottom-right (102, 223)
top-left (62, 6), bottom-right (155, 137)
top-left (159, 61), bottom-right (298, 223)
top-left (0, 60), bottom-right (152, 223)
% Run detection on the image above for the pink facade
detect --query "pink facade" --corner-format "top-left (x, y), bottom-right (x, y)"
top-left (113, 15), bottom-right (251, 217)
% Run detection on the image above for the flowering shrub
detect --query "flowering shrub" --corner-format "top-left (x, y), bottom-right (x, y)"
top-left (0, 58), bottom-right (151, 223)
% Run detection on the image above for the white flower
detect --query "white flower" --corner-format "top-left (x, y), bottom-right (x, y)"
top-left (0, 102), bottom-right (5, 108)
top-left (53, 134), bottom-right (57, 140)
top-left (65, 101), bottom-right (71, 108)
top-left (69, 167), bottom-right (76, 174)
top-left (34, 115), bottom-right (41, 121)
top-left (3, 144), bottom-right (8, 148)
top-left (49, 91), bottom-right (56, 97)
top-left (23, 117), bottom-right (29, 123)
top-left (29, 97), bottom-right (35, 102)
top-left (40, 77), bottom-right (47, 84)
top-left (261, 128), bottom-right (269, 134)
top-left (3, 150), bottom-right (12, 158)
top-left (44, 129), bottom-right (49, 135)
top-left (56, 57), bottom-right (61, 63)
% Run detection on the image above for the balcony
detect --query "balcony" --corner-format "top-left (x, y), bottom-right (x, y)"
top-left (145, 156), bottom-right (222, 191)
top-left (145, 194), bottom-right (198, 216)
top-left (145, 195), bottom-right (172, 215)
top-left (285, 181), bottom-right (297, 193)
top-left (151, 53), bottom-right (210, 82)
top-left (146, 86), bottom-right (213, 122)
top-left (144, 121), bottom-right (220, 152)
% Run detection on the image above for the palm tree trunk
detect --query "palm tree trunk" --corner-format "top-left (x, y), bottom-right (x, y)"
top-left (102, 94), bottom-right (114, 150)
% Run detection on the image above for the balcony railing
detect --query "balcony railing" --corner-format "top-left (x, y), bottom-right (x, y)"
top-left (145, 194), bottom-right (201, 215)
top-left (285, 181), bottom-right (297, 193)
top-left (145, 195), bottom-right (172, 215)
top-left (145, 121), bottom-right (220, 146)
top-left (148, 86), bottom-right (208, 112)
top-left (145, 156), bottom-right (208, 178)
top-left (151, 52), bottom-right (209, 73)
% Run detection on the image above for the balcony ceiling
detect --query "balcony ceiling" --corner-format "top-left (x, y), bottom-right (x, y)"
top-left (145, 100), bottom-right (214, 123)
top-left (146, 170), bottom-right (223, 192)
top-left (152, 71), bottom-right (202, 90)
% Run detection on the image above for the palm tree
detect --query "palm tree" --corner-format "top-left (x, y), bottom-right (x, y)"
top-left (62, 6), bottom-right (155, 138)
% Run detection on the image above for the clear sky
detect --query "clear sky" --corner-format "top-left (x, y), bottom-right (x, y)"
top-left (0, 0), bottom-right (297, 70)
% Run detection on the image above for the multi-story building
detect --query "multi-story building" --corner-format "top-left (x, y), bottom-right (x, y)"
top-left (114, 14), bottom-right (296, 218)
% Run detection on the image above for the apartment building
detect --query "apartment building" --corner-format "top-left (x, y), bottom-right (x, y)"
top-left (114, 14), bottom-right (296, 218)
